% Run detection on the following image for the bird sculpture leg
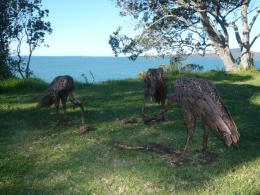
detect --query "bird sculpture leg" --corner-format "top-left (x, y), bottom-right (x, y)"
top-left (181, 108), bottom-right (196, 157)
top-left (141, 97), bottom-right (148, 118)
top-left (55, 97), bottom-right (60, 115)
top-left (202, 124), bottom-right (209, 154)
top-left (61, 95), bottom-right (68, 114)
top-left (160, 101), bottom-right (166, 121)
top-left (69, 93), bottom-right (85, 124)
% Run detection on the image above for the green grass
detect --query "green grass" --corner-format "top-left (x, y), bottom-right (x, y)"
top-left (0, 71), bottom-right (260, 194)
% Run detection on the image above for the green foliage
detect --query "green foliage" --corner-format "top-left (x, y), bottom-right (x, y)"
top-left (0, 58), bottom-right (14, 79)
top-left (0, 0), bottom-right (52, 79)
top-left (109, 0), bottom-right (245, 60)
top-left (237, 63), bottom-right (258, 73)
top-left (0, 0), bottom-right (15, 79)
top-left (0, 78), bottom-right (47, 93)
top-left (160, 55), bottom-right (204, 73)
top-left (179, 64), bottom-right (204, 72)
top-left (0, 71), bottom-right (260, 194)
top-left (110, 1), bottom-right (259, 71)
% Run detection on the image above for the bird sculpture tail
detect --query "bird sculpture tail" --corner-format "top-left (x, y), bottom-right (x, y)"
top-left (38, 93), bottom-right (54, 108)
top-left (196, 93), bottom-right (240, 146)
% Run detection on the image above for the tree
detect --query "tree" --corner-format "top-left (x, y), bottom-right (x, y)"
top-left (109, 0), bottom-right (260, 71)
top-left (11, 0), bottom-right (52, 78)
top-left (0, 0), bottom-right (52, 79)
top-left (0, 0), bottom-right (15, 79)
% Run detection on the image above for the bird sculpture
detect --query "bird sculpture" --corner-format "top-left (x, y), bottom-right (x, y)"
top-left (142, 68), bottom-right (167, 120)
top-left (38, 75), bottom-right (89, 132)
top-left (171, 77), bottom-right (240, 154)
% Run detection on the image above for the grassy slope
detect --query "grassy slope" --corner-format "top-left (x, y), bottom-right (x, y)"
top-left (0, 71), bottom-right (259, 194)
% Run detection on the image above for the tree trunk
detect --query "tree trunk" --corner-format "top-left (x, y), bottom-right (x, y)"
top-left (17, 57), bottom-right (25, 79)
top-left (240, 0), bottom-right (254, 70)
top-left (16, 47), bottom-right (25, 79)
top-left (241, 48), bottom-right (254, 69)
top-left (198, 2), bottom-right (236, 71)
top-left (25, 49), bottom-right (32, 78)
top-left (215, 46), bottom-right (236, 71)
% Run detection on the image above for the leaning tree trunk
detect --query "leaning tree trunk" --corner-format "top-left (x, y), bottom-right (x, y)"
top-left (25, 47), bottom-right (33, 78)
top-left (215, 45), bottom-right (237, 71)
top-left (199, 1), bottom-right (236, 71)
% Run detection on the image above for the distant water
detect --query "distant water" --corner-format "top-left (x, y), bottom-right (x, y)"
top-left (29, 56), bottom-right (260, 83)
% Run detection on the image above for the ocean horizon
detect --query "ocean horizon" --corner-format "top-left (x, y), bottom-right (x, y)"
top-left (28, 56), bottom-right (260, 83)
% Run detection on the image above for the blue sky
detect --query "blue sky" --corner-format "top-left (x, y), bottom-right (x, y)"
top-left (31, 0), bottom-right (260, 56)
top-left (33, 0), bottom-right (135, 56)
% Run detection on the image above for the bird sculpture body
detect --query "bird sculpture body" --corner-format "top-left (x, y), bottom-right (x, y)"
top-left (38, 75), bottom-right (85, 124)
top-left (173, 77), bottom-right (240, 153)
top-left (142, 68), bottom-right (167, 120)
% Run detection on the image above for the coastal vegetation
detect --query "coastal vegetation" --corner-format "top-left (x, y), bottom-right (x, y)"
top-left (0, 0), bottom-right (52, 79)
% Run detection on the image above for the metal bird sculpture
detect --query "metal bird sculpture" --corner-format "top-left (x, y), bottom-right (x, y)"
top-left (38, 75), bottom-right (86, 126)
top-left (172, 77), bottom-right (240, 154)
top-left (142, 68), bottom-right (167, 120)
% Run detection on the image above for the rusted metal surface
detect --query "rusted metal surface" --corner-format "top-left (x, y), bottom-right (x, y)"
top-left (142, 68), bottom-right (167, 120)
top-left (173, 77), bottom-right (240, 153)
top-left (38, 75), bottom-right (86, 124)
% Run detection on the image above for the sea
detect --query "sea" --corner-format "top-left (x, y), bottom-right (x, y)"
top-left (29, 56), bottom-right (260, 83)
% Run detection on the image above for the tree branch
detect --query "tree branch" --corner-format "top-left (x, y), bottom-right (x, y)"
top-left (250, 32), bottom-right (260, 48)
top-left (230, 6), bottom-right (260, 24)
top-left (208, 11), bottom-right (229, 43)
top-left (199, 10), bottom-right (225, 45)
top-left (231, 22), bottom-right (243, 50)
top-left (248, 7), bottom-right (260, 33)
top-left (16, 34), bottom-right (25, 78)
top-left (174, 0), bottom-right (206, 12)
top-left (223, 0), bottom-right (245, 18)
top-left (146, 14), bottom-right (192, 30)
top-left (137, 13), bottom-right (202, 44)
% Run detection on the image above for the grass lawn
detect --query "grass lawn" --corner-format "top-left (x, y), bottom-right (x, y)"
top-left (0, 71), bottom-right (259, 194)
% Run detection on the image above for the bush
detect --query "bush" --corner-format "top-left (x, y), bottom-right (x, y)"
top-left (0, 78), bottom-right (47, 93)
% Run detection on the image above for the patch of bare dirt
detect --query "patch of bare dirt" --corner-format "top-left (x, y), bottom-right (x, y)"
top-left (78, 123), bottom-right (91, 134)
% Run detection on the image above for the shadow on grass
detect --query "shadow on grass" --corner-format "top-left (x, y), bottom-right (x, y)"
top-left (0, 72), bottom-right (260, 193)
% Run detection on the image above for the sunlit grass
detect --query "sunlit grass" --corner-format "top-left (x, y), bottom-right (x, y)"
top-left (0, 71), bottom-right (259, 194)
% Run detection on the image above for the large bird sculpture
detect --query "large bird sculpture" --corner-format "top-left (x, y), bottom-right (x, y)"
top-left (38, 75), bottom-right (86, 124)
top-left (142, 68), bottom-right (167, 120)
top-left (171, 77), bottom-right (240, 154)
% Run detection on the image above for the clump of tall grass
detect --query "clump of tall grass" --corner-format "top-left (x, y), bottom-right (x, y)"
top-left (0, 78), bottom-right (47, 93)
